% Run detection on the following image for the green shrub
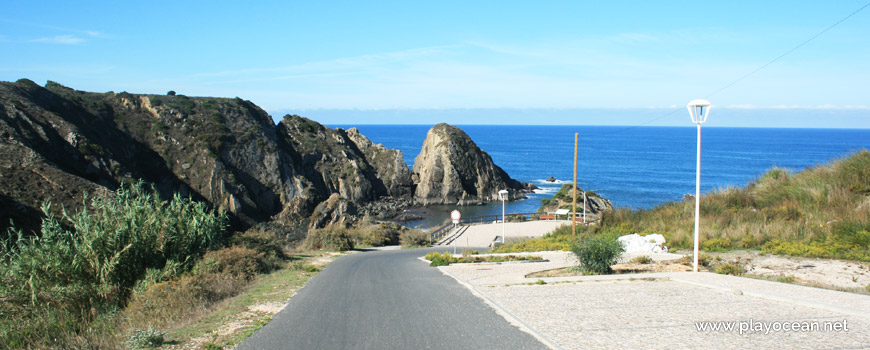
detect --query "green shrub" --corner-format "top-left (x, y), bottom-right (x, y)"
top-left (123, 270), bottom-right (245, 329)
top-left (306, 227), bottom-right (354, 251)
top-left (400, 229), bottom-right (430, 247)
top-left (424, 251), bottom-right (446, 261)
top-left (125, 327), bottom-right (165, 349)
top-left (351, 221), bottom-right (404, 247)
top-left (428, 252), bottom-right (452, 267)
top-left (714, 263), bottom-right (744, 276)
top-left (230, 229), bottom-right (287, 268)
top-left (702, 237), bottom-right (733, 251)
top-left (196, 246), bottom-right (269, 280)
top-left (571, 236), bottom-right (625, 274)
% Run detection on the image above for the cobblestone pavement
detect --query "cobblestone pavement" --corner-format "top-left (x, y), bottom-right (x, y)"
top-left (438, 252), bottom-right (870, 350)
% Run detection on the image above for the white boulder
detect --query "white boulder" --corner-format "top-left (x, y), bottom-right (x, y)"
top-left (618, 233), bottom-right (667, 253)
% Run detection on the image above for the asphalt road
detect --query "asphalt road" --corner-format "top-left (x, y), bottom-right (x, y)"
top-left (237, 247), bottom-right (548, 350)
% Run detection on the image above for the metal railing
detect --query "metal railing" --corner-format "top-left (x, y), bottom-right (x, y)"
top-left (428, 223), bottom-right (455, 244)
top-left (427, 212), bottom-right (546, 243)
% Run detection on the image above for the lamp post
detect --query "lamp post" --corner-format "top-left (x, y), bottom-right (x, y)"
top-left (687, 99), bottom-right (711, 272)
top-left (498, 190), bottom-right (508, 244)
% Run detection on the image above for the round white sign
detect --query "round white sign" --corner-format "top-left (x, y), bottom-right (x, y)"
top-left (451, 210), bottom-right (461, 221)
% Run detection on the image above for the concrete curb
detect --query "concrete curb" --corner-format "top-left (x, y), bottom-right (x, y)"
top-left (434, 264), bottom-right (564, 350)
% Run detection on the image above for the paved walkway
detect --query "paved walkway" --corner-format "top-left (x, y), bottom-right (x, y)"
top-left (437, 251), bottom-right (870, 349)
top-left (441, 220), bottom-right (570, 247)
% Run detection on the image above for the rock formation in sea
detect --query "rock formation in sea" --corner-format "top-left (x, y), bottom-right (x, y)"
top-left (412, 123), bottom-right (527, 205)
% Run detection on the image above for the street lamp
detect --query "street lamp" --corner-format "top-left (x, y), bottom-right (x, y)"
top-left (687, 99), bottom-right (711, 272)
top-left (498, 190), bottom-right (509, 244)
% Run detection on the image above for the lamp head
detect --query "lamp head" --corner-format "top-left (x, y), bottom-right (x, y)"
top-left (687, 99), bottom-right (711, 124)
top-left (498, 189), bottom-right (509, 201)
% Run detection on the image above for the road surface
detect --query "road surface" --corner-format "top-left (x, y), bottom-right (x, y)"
top-left (238, 247), bottom-right (548, 350)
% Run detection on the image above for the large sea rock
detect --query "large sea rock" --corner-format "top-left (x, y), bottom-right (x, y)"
top-left (412, 123), bottom-right (526, 205)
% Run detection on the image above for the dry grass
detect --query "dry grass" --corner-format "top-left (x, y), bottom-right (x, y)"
top-left (498, 150), bottom-right (870, 261)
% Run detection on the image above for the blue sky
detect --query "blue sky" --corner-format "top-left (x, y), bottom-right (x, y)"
top-left (1, 1), bottom-right (868, 127)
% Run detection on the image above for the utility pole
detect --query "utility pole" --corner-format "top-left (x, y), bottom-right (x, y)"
top-left (572, 133), bottom-right (578, 242)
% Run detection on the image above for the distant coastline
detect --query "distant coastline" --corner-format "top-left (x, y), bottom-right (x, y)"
top-left (294, 107), bottom-right (870, 129)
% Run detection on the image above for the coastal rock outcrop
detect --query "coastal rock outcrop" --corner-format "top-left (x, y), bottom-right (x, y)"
top-left (539, 184), bottom-right (613, 221)
top-left (345, 127), bottom-right (414, 198)
top-left (0, 80), bottom-right (535, 239)
top-left (412, 123), bottom-right (526, 206)
top-left (0, 79), bottom-right (412, 237)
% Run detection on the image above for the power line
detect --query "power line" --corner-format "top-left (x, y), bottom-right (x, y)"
top-left (596, 1), bottom-right (870, 135)
top-left (704, 1), bottom-right (870, 99)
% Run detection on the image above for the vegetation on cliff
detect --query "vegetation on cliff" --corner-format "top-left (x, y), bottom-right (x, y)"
top-left (498, 150), bottom-right (870, 262)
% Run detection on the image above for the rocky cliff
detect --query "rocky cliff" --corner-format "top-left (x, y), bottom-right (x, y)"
top-left (412, 123), bottom-right (526, 205)
top-left (0, 80), bottom-right (534, 239)
top-left (0, 79), bottom-right (411, 237)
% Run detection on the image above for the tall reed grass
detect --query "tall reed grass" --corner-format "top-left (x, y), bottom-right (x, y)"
top-left (0, 181), bottom-right (227, 348)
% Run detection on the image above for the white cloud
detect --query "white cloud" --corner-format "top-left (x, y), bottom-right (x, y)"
top-left (31, 35), bottom-right (85, 45)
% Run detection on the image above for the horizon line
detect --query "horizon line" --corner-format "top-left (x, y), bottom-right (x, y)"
top-left (276, 106), bottom-right (870, 112)
top-left (321, 123), bottom-right (870, 130)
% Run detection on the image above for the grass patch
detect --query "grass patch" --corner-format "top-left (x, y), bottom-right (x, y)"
top-left (630, 255), bottom-right (653, 264)
top-left (491, 225), bottom-right (576, 253)
top-left (776, 276), bottom-right (796, 283)
top-left (424, 251), bottom-right (544, 266)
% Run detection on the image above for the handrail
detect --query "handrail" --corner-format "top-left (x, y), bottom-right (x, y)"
top-left (427, 212), bottom-right (549, 244)
top-left (428, 223), bottom-right (455, 244)
top-left (458, 212), bottom-right (541, 224)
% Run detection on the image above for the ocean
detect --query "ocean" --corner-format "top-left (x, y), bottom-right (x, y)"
top-left (331, 125), bottom-right (870, 227)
